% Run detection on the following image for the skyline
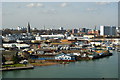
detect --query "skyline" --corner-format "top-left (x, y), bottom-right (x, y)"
top-left (2, 2), bottom-right (118, 29)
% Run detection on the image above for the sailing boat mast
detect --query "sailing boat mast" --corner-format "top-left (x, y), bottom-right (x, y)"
top-left (94, 25), bottom-right (96, 48)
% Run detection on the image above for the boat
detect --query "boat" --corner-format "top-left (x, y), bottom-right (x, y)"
top-left (54, 53), bottom-right (76, 62)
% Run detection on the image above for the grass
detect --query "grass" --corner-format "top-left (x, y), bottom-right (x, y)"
top-left (2, 64), bottom-right (25, 67)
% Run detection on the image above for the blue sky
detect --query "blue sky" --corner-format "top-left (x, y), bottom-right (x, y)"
top-left (2, 2), bottom-right (118, 29)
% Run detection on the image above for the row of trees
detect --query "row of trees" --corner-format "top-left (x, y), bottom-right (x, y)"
top-left (2, 52), bottom-right (29, 65)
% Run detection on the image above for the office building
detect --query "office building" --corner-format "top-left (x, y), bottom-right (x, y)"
top-left (72, 29), bottom-right (78, 34)
top-left (100, 26), bottom-right (116, 36)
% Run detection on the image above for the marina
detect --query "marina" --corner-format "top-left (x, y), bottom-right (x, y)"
top-left (2, 51), bottom-right (118, 78)
top-left (1, 37), bottom-right (119, 71)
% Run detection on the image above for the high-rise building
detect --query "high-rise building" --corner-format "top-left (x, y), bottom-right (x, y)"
top-left (59, 27), bottom-right (64, 30)
top-left (100, 26), bottom-right (116, 36)
top-left (82, 28), bottom-right (86, 32)
top-left (27, 22), bottom-right (31, 33)
top-left (79, 28), bottom-right (88, 33)
top-left (79, 28), bottom-right (89, 35)
top-left (116, 26), bottom-right (120, 36)
top-left (72, 29), bottom-right (78, 34)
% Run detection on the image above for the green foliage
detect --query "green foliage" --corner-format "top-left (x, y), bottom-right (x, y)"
top-left (2, 55), bottom-right (6, 64)
top-left (2, 64), bottom-right (25, 67)
top-left (12, 55), bottom-right (21, 64)
top-left (12, 52), bottom-right (22, 64)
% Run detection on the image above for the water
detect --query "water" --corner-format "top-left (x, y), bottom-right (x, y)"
top-left (2, 51), bottom-right (119, 78)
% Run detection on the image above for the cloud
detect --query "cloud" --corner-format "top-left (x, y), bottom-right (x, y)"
top-left (96, 2), bottom-right (111, 5)
top-left (42, 8), bottom-right (57, 14)
top-left (26, 3), bottom-right (44, 8)
top-left (87, 8), bottom-right (97, 11)
top-left (50, 9), bottom-right (57, 14)
top-left (36, 3), bottom-right (44, 7)
top-left (60, 3), bottom-right (67, 7)
top-left (26, 3), bottom-right (34, 7)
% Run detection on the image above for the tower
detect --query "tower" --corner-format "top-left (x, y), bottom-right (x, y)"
top-left (27, 22), bottom-right (31, 33)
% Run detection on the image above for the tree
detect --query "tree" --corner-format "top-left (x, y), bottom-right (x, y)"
top-left (12, 52), bottom-right (21, 64)
top-left (2, 55), bottom-right (6, 65)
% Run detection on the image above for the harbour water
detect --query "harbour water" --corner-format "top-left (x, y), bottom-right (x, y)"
top-left (2, 51), bottom-right (119, 78)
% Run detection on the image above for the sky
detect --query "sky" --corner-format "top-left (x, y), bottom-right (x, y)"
top-left (2, 2), bottom-right (118, 30)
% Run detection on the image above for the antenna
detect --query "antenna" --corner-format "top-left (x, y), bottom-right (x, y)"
top-left (94, 25), bottom-right (96, 31)
top-left (44, 25), bottom-right (45, 30)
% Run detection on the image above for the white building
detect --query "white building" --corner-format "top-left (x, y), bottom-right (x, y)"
top-left (83, 35), bottom-right (94, 39)
top-left (36, 34), bottom-right (65, 40)
top-left (3, 43), bottom-right (30, 49)
top-left (59, 27), bottom-right (64, 30)
top-left (3, 34), bottom-right (17, 42)
top-left (116, 26), bottom-right (120, 36)
top-left (67, 36), bottom-right (84, 40)
top-left (55, 53), bottom-right (74, 60)
top-left (100, 26), bottom-right (116, 36)
top-left (112, 38), bottom-right (120, 45)
top-left (17, 26), bottom-right (26, 31)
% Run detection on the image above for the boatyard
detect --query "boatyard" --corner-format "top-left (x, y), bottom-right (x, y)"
top-left (1, 36), bottom-right (120, 71)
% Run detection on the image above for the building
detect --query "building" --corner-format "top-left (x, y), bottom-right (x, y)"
top-left (32, 28), bottom-right (37, 30)
top-left (67, 36), bottom-right (84, 40)
top-left (88, 30), bottom-right (100, 35)
top-left (17, 26), bottom-right (22, 30)
top-left (116, 26), bottom-right (120, 36)
top-left (3, 34), bottom-right (21, 42)
top-left (72, 29), bottom-right (78, 34)
top-left (55, 53), bottom-right (75, 61)
top-left (59, 27), bottom-right (64, 30)
top-left (83, 35), bottom-right (95, 39)
top-left (3, 35), bottom-right (16, 42)
top-left (36, 34), bottom-right (65, 40)
top-left (27, 22), bottom-right (31, 33)
top-left (3, 33), bottom-right (35, 42)
top-left (79, 28), bottom-right (88, 34)
top-left (17, 26), bottom-right (27, 31)
top-left (112, 38), bottom-right (120, 45)
top-left (100, 26), bottom-right (117, 36)
top-left (3, 43), bottom-right (30, 49)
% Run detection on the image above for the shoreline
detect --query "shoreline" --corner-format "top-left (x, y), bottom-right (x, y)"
top-left (1, 62), bottom-right (59, 71)
top-left (31, 62), bottom-right (59, 66)
top-left (1, 65), bottom-right (34, 71)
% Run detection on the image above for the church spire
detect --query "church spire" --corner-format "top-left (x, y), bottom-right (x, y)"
top-left (27, 22), bottom-right (31, 33)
